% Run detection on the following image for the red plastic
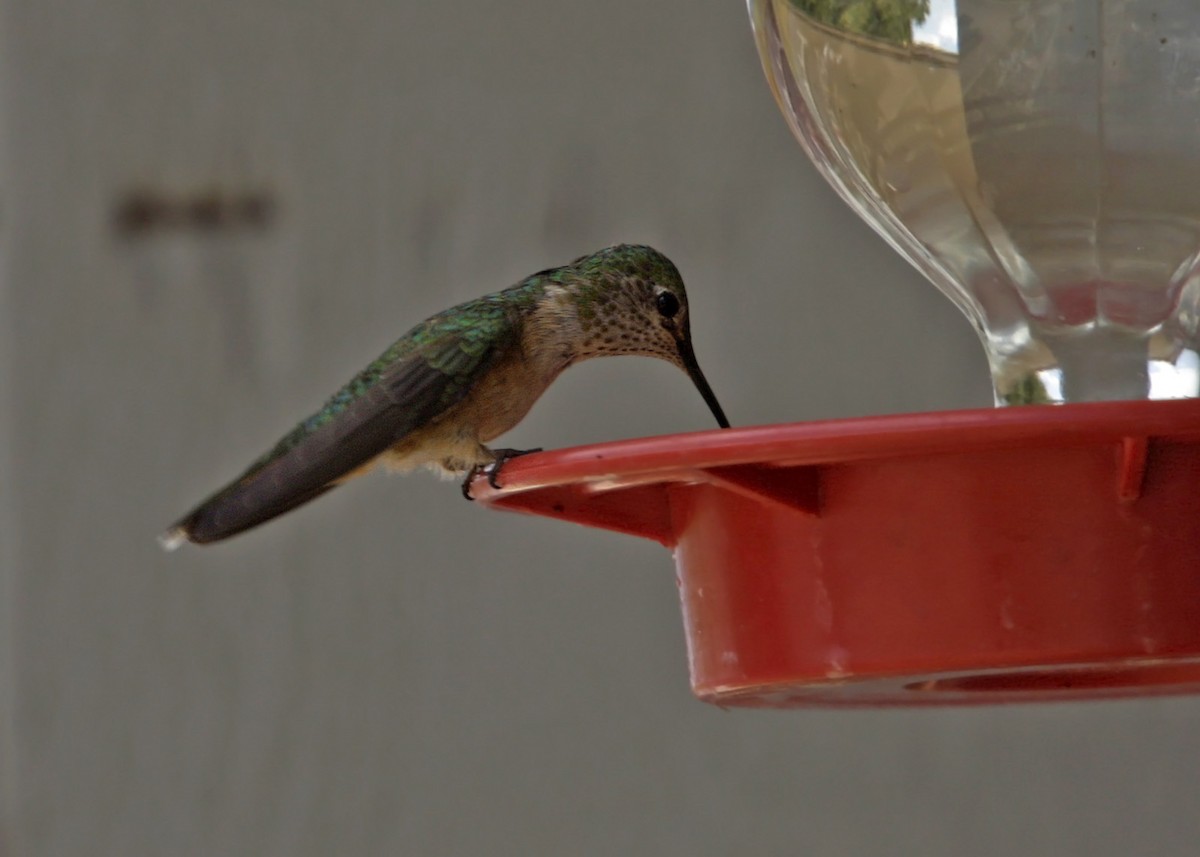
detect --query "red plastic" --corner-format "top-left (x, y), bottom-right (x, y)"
top-left (474, 399), bottom-right (1200, 706)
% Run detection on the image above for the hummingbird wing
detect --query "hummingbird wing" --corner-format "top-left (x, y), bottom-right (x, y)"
top-left (163, 299), bottom-right (520, 546)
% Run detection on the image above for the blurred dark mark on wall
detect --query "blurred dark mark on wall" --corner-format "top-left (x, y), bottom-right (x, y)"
top-left (114, 186), bottom-right (278, 377)
top-left (114, 187), bottom-right (277, 237)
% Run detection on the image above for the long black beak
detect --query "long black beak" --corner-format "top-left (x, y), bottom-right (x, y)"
top-left (677, 338), bottom-right (731, 428)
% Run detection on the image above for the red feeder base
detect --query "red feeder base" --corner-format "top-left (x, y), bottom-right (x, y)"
top-left (473, 399), bottom-right (1200, 707)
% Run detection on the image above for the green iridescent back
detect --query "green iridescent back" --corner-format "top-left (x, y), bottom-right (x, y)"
top-left (251, 279), bottom-right (544, 470)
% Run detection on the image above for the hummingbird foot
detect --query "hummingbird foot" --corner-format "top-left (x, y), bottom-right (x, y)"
top-left (460, 447), bottom-right (543, 500)
top-left (485, 447), bottom-right (544, 489)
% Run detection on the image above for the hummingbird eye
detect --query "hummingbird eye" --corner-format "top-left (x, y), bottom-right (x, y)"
top-left (655, 291), bottom-right (681, 318)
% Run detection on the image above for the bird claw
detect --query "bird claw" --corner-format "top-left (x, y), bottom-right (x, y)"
top-left (487, 447), bottom-right (543, 488)
top-left (460, 447), bottom-right (543, 500)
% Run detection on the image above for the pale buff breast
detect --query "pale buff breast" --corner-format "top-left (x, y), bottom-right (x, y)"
top-left (378, 331), bottom-right (571, 477)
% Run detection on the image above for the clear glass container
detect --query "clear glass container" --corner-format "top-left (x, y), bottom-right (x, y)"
top-left (748, 0), bottom-right (1200, 404)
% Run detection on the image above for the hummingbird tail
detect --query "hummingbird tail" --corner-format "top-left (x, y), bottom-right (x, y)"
top-left (159, 479), bottom-right (338, 549)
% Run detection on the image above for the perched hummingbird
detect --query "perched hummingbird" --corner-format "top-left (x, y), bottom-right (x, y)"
top-left (160, 244), bottom-right (730, 549)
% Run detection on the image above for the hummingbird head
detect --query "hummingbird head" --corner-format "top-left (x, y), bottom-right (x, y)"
top-left (562, 244), bottom-right (731, 429)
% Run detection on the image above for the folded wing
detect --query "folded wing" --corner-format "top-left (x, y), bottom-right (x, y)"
top-left (163, 301), bottom-right (516, 546)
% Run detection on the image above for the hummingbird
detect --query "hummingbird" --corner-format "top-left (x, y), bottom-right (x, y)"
top-left (160, 244), bottom-right (730, 549)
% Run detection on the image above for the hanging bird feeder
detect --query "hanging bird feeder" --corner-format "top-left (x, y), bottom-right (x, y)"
top-left (476, 0), bottom-right (1200, 706)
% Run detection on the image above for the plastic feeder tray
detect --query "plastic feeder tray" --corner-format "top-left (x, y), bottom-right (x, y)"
top-left (473, 399), bottom-right (1200, 707)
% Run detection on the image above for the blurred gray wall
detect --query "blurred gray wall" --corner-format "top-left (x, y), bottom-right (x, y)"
top-left (3, 2), bottom-right (1198, 855)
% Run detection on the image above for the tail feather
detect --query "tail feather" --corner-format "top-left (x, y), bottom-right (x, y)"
top-left (160, 480), bottom-right (337, 548)
top-left (157, 526), bottom-right (190, 552)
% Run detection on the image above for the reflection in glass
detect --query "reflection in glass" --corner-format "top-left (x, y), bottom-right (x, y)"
top-left (790, 0), bottom-right (932, 46)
